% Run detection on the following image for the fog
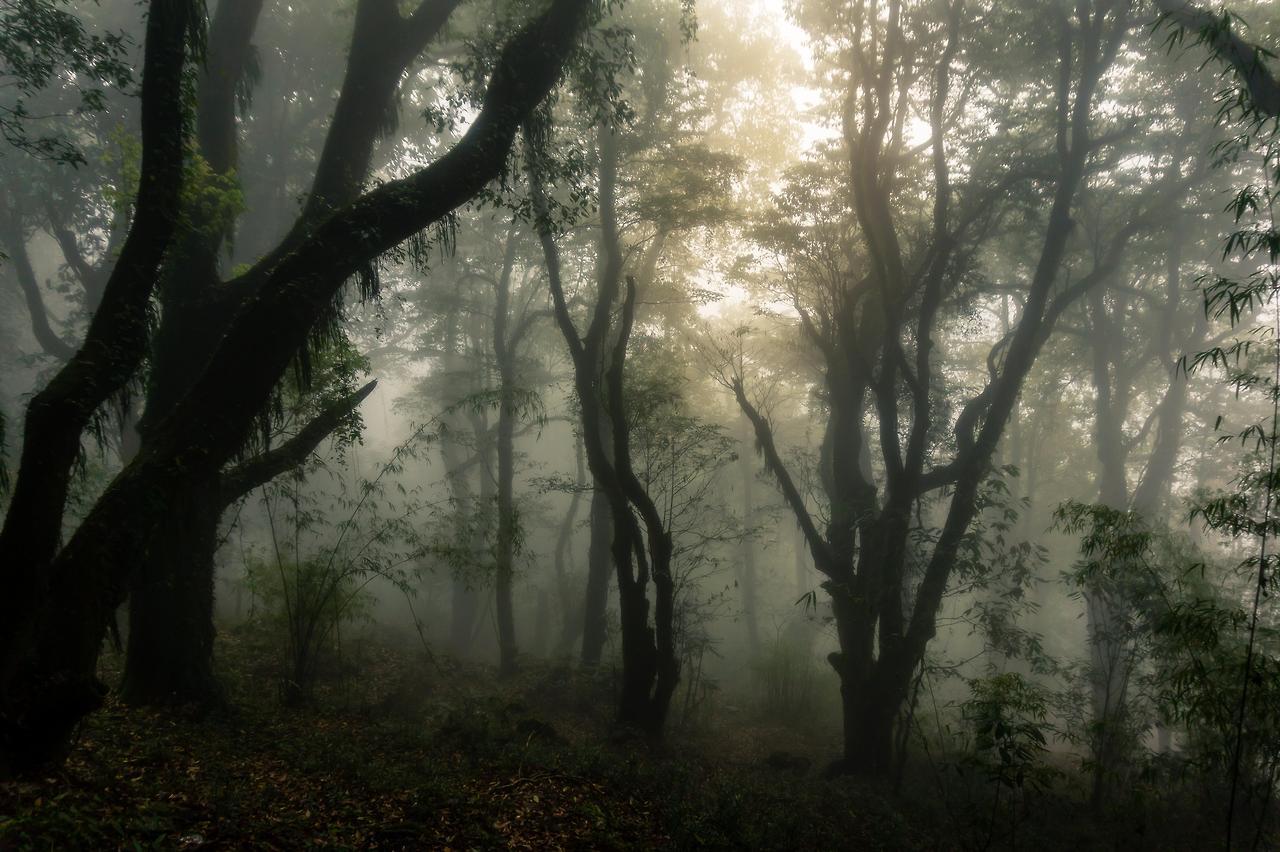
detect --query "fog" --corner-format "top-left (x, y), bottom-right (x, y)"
top-left (2, 0), bottom-right (1280, 847)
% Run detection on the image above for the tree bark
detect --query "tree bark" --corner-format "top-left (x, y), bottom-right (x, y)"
top-left (738, 416), bottom-right (761, 660)
top-left (581, 452), bottom-right (613, 666)
top-left (0, 1), bottom-right (193, 703)
top-left (1150, 0), bottom-right (1280, 118)
top-left (127, 0), bottom-right (466, 708)
top-left (531, 127), bottom-right (678, 731)
top-left (121, 479), bottom-right (224, 708)
top-left (492, 225), bottom-right (521, 676)
top-left (731, 0), bottom-right (1131, 774)
top-left (123, 0), bottom-right (268, 711)
top-left (0, 0), bottom-right (591, 775)
top-left (122, 382), bottom-right (377, 707)
top-left (552, 432), bottom-right (586, 656)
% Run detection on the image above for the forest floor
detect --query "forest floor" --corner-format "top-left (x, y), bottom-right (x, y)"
top-left (0, 628), bottom-right (933, 851)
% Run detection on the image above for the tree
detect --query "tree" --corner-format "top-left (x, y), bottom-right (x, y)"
top-left (719, 0), bottom-right (1159, 774)
top-left (0, 0), bottom-right (199, 711)
top-left (123, 0), bottom-right (461, 709)
top-left (532, 124), bottom-right (682, 730)
top-left (1151, 0), bottom-right (1280, 118)
top-left (0, 0), bottom-right (594, 776)
top-left (1069, 127), bottom-right (1221, 805)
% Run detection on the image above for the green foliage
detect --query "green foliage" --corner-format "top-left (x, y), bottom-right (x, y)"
top-left (414, 387), bottom-right (544, 593)
top-left (1054, 496), bottom-right (1280, 834)
top-left (248, 328), bottom-right (371, 462)
top-left (422, 498), bottom-right (497, 587)
top-left (92, 122), bottom-right (143, 236)
top-left (913, 467), bottom-right (1053, 672)
top-left (1166, 30), bottom-right (1280, 838)
top-left (242, 551), bottom-right (373, 700)
top-left (0, 0), bottom-right (133, 163)
top-left (240, 424), bottom-right (432, 704)
top-left (1154, 5), bottom-right (1279, 127)
top-left (624, 344), bottom-right (738, 661)
top-left (178, 150), bottom-right (246, 245)
top-left (1152, 481), bottom-right (1280, 817)
top-left (1054, 501), bottom-right (1170, 634)
top-left (961, 673), bottom-right (1057, 794)
top-left (925, 672), bottom-right (1062, 850)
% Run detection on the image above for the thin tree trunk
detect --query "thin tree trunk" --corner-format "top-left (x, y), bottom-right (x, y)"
top-left (738, 417), bottom-right (761, 660)
top-left (438, 307), bottom-right (481, 658)
top-left (532, 129), bottom-right (678, 731)
top-left (493, 225), bottom-right (520, 677)
top-left (553, 433), bottom-right (586, 656)
top-left (581, 458), bottom-right (613, 665)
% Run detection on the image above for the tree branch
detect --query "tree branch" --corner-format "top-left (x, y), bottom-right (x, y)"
top-left (0, 209), bottom-right (76, 361)
top-left (529, 165), bottom-right (585, 363)
top-left (43, 207), bottom-right (105, 305)
top-left (220, 380), bottom-right (377, 502)
top-left (1153, 0), bottom-right (1280, 117)
top-left (731, 378), bottom-right (836, 575)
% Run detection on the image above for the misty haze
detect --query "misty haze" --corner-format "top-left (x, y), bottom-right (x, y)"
top-left (2, 0), bottom-right (1280, 848)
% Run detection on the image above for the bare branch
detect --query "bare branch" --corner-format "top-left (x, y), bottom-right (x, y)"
top-left (731, 378), bottom-right (836, 575)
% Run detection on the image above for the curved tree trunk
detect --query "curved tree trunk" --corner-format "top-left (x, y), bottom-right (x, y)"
top-left (123, 0), bottom-right (264, 709)
top-left (0, 0), bottom-right (193, 712)
top-left (532, 128), bottom-right (678, 732)
top-left (0, 0), bottom-right (589, 776)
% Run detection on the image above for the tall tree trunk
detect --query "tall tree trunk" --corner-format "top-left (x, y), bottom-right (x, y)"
top-left (533, 129), bottom-right (678, 731)
top-left (438, 306), bottom-right (482, 658)
top-left (552, 433), bottom-right (586, 656)
top-left (738, 417), bottom-right (761, 659)
top-left (1082, 197), bottom-right (1196, 804)
top-left (463, 415), bottom-right (497, 658)
top-left (581, 455), bottom-right (613, 666)
top-left (123, 0), bottom-right (266, 708)
top-left (1084, 282), bottom-right (1136, 810)
top-left (1132, 216), bottom-right (1194, 518)
top-left (493, 225), bottom-right (520, 677)
top-left (731, 0), bottom-right (1128, 772)
top-left (441, 428), bottom-right (482, 657)
top-left (121, 479), bottom-right (224, 707)
top-left (598, 131), bottom-right (679, 731)
top-left (0, 0), bottom-right (193, 705)
top-left (128, 0), bottom-right (464, 706)
top-left (0, 0), bottom-right (590, 774)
